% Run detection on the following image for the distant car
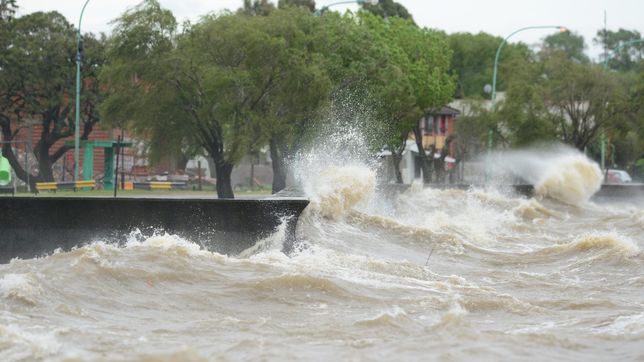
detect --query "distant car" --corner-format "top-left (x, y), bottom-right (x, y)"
top-left (605, 169), bottom-right (632, 184)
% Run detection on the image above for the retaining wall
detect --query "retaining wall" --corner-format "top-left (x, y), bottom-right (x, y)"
top-left (0, 197), bottom-right (309, 263)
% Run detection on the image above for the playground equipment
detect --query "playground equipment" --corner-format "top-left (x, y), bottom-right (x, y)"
top-left (0, 151), bottom-right (15, 195)
top-left (64, 139), bottom-right (132, 190)
top-left (0, 152), bottom-right (11, 186)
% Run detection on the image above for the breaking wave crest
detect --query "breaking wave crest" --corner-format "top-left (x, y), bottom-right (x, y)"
top-left (254, 274), bottom-right (347, 296)
top-left (535, 154), bottom-right (603, 206)
top-left (308, 165), bottom-right (376, 218)
top-left (346, 211), bottom-right (464, 253)
top-left (487, 145), bottom-right (603, 206)
top-left (514, 199), bottom-right (561, 220)
top-left (0, 273), bottom-right (42, 306)
top-left (537, 234), bottom-right (641, 259)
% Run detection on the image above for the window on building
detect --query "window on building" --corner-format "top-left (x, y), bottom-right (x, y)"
top-left (440, 115), bottom-right (447, 135)
top-left (425, 116), bottom-right (434, 134)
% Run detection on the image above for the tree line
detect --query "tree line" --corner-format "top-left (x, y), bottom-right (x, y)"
top-left (1, 0), bottom-right (642, 196)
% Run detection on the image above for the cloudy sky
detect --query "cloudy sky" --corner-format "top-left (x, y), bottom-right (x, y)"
top-left (15, 0), bottom-right (644, 60)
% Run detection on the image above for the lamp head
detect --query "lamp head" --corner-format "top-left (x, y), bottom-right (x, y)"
top-left (558, 26), bottom-right (568, 33)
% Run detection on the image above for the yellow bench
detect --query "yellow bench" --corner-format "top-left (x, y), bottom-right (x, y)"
top-left (35, 182), bottom-right (59, 192)
top-left (149, 181), bottom-right (172, 190)
top-left (35, 180), bottom-right (96, 192)
top-left (133, 181), bottom-right (187, 190)
top-left (74, 180), bottom-right (96, 190)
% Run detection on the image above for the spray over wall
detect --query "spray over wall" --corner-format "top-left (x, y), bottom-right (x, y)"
top-left (486, 143), bottom-right (603, 205)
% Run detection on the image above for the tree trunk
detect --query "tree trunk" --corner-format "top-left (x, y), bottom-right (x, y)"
top-left (434, 157), bottom-right (445, 183)
top-left (214, 161), bottom-right (234, 198)
top-left (413, 126), bottom-right (432, 184)
top-left (35, 141), bottom-right (55, 182)
top-left (269, 137), bottom-right (287, 194)
top-left (390, 131), bottom-right (408, 184)
top-left (0, 117), bottom-right (36, 188)
top-left (392, 153), bottom-right (403, 184)
top-left (176, 155), bottom-right (189, 172)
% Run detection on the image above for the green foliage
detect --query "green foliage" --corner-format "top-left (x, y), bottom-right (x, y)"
top-left (239, 0), bottom-right (275, 16)
top-left (453, 101), bottom-right (494, 159)
top-left (541, 55), bottom-right (626, 150)
top-left (595, 28), bottom-right (643, 71)
top-left (0, 0), bottom-right (17, 21)
top-left (101, 1), bottom-right (456, 191)
top-left (355, 12), bottom-right (454, 183)
top-left (542, 30), bottom-right (589, 63)
top-left (361, 0), bottom-right (413, 21)
top-left (448, 32), bottom-right (531, 98)
top-left (360, 13), bottom-right (454, 142)
top-left (102, 3), bottom-right (356, 195)
top-left (278, 0), bottom-right (315, 12)
top-left (496, 52), bottom-right (629, 152)
top-left (610, 72), bottom-right (644, 168)
top-left (100, 0), bottom-right (183, 162)
top-left (0, 10), bottom-right (105, 183)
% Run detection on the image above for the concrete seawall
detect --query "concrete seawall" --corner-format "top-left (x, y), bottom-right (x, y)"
top-left (0, 197), bottom-right (309, 263)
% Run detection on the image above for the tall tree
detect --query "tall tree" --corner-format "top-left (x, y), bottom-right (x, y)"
top-left (0, 11), bottom-right (105, 187)
top-left (448, 32), bottom-right (532, 99)
top-left (0, 0), bottom-right (17, 21)
top-left (595, 28), bottom-right (643, 72)
top-left (102, 2), bottom-right (336, 197)
top-left (497, 52), bottom-right (627, 151)
top-left (542, 30), bottom-right (589, 63)
top-left (361, 0), bottom-right (413, 21)
top-left (255, 8), bottom-right (332, 193)
top-left (277, 0), bottom-right (315, 12)
top-left (360, 13), bottom-right (454, 183)
top-left (240, 0), bottom-right (275, 16)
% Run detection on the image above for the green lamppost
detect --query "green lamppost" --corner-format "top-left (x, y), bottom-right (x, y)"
top-left (603, 39), bottom-right (644, 69)
top-left (491, 25), bottom-right (567, 111)
top-left (74, 0), bottom-right (91, 182)
top-left (314, 0), bottom-right (378, 16)
top-left (599, 38), bottom-right (644, 170)
top-left (486, 25), bottom-right (567, 181)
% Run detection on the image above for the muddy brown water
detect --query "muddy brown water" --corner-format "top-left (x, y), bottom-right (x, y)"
top-left (1, 164), bottom-right (642, 361)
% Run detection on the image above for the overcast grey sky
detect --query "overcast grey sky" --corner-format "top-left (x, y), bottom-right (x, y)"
top-left (15, 0), bottom-right (644, 60)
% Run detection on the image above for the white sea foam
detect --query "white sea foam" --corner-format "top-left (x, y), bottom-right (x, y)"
top-left (487, 144), bottom-right (603, 205)
top-left (0, 273), bottom-right (42, 305)
top-left (309, 165), bottom-right (376, 218)
top-left (124, 232), bottom-right (210, 258)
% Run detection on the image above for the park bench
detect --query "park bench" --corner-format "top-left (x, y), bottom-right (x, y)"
top-left (35, 180), bottom-right (96, 193)
top-left (35, 182), bottom-right (59, 192)
top-left (133, 181), bottom-right (187, 190)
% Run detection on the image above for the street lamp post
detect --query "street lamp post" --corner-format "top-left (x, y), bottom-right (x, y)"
top-left (74, 0), bottom-right (91, 182)
top-left (314, 0), bottom-right (378, 16)
top-left (491, 25), bottom-right (567, 110)
top-left (486, 25), bottom-right (567, 182)
top-left (603, 39), bottom-right (644, 69)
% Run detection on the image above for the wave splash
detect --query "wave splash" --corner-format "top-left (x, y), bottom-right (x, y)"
top-left (309, 165), bottom-right (376, 218)
top-left (534, 154), bottom-right (602, 206)
top-left (487, 144), bottom-right (603, 205)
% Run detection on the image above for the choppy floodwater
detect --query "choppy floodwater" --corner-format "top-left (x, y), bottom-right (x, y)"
top-left (1, 160), bottom-right (643, 361)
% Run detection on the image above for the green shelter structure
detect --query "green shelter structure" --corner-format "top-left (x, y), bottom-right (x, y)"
top-left (64, 140), bottom-right (132, 190)
top-left (0, 151), bottom-right (15, 195)
top-left (0, 152), bottom-right (11, 186)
